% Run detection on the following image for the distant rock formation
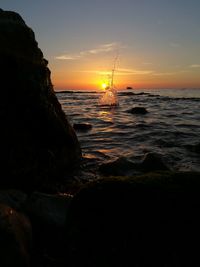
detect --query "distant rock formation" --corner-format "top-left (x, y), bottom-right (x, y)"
top-left (0, 9), bottom-right (81, 189)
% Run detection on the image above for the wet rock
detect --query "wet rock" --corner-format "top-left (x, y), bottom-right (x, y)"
top-left (24, 192), bottom-right (73, 266)
top-left (99, 157), bottom-right (137, 176)
top-left (0, 190), bottom-right (27, 210)
top-left (25, 192), bottom-right (72, 227)
top-left (0, 9), bottom-right (81, 189)
top-left (119, 91), bottom-right (135, 96)
top-left (141, 152), bottom-right (169, 172)
top-left (0, 203), bottom-right (32, 267)
top-left (73, 123), bottom-right (92, 131)
top-left (188, 143), bottom-right (200, 154)
top-left (127, 107), bottom-right (148, 114)
top-left (65, 172), bottom-right (200, 267)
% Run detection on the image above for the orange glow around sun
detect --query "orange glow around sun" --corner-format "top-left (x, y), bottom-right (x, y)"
top-left (101, 83), bottom-right (108, 90)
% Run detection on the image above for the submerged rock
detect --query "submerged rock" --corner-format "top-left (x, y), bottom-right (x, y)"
top-left (194, 143), bottom-right (200, 153)
top-left (141, 152), bottom-right (169, 171)
top-left (127, 107), bottom-right (148, 114)
top-left (99, 157), bottom-right (137, 176)
top-left (99, 154), bottom-right (169, 176)
top-left (188, 142), bottom-right (200, 154)
top-left (73, 123), bottom-right (92, 131)
top-left (0, 9), bottom-right (81, 189)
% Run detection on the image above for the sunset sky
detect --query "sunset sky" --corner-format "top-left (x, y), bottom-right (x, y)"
top-left (1, 0), bottom-right (200, 90)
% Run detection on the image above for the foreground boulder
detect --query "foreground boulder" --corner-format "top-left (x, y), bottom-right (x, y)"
top-left (0, 190), bottom-right (27, 210)
top-left (0, 203), bottom-right (32, 267)
top-left (25, 191), bottom-right (72, 227)
top-left (65, 172), bottom-right (200, 266)
top-left (0, 9), bottom-right (81, 188)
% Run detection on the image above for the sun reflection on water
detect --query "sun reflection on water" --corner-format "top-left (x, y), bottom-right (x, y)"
top-left (98, 109), bottom-right (115, 124)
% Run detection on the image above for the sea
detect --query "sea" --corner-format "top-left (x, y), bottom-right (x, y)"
top-left (57, 88), bottom-right (200, 177)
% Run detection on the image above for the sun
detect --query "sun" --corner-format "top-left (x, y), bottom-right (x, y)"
top-left (101, 83), bottom-right (108, 90)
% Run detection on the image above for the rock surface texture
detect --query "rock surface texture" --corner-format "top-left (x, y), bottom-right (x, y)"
top-left (0, 9), bottom-right (81, 189)
top-left (66, 172), bottom-right (200, 267)
top-left (0, 203), bottom-right (32, 267)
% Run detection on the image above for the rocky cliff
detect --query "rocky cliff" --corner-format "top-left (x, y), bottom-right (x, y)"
top-left (0, 9), bottom-right (81, 189)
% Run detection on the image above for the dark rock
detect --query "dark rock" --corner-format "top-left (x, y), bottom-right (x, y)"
top-left (193, 143), bottom-right (200, 153)
top-left (99, 157), bottom-right (137, 176)
top-left (0, 190), bottom-right (27, 210)
top-left (73, 123), bottom-right (92, 131)
top-left (65, 172), bottom-right (200, 267)
top-left (24, 193), bottom-right (72, 266)
top-left (141, 152), bottom-right (169, 171)
top-left (0, 9), bottom-right (81, 189)
top-left (127, 106), bottom-right (148, 114)
top-left (99, 154), bottom-right (169, 176)
top-left (118, 91), bottom-right (135, 96)
top-left (189, 143), bottom-right (200, 154)
top-left (0, 203), bottom-right (32, 267)
top-left (25, 192), bottom-right (72, 227)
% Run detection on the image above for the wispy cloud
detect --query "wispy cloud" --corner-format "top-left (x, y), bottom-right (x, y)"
top-left (55, 42), bottom-right (120, 60)
top-left (189, 64), bottom-right (200, 68)
top-left (82, 68), bottom-right (191, 78)
top-left (169, 42), bottom-right (180, 48)
top-left (55, 55), bottom-right (81, 60)
top-left (152, 72), bottom-right (176, 76)
top-left (153, 69), bottom-right (190, 76)
top-left (87, 43), bottom-right (118, 54)
top-left (81, 68), bottom-right (154, 76)
top-left (142, 62), bottom-right (153, 66)
top-left (117, 68), bottom-right (154, 75)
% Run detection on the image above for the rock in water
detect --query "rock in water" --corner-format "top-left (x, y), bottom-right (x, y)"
top-left (99, 157), bottom-right (137, 176)
top-left (127, 107), bottom-right (148, 114)
top-left (141, 152), bottom-right (169, 172)
top-left (0, 9), bottom-right (81, 188)
top-left (73, 123), bottom-right (92, 131)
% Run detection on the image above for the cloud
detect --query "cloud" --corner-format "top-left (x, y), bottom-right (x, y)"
top-left (80, 67), bottom-right (191, 78)
top-left (169, 42), bottom-right (180, 48)
top-left (55, 42), bottom-right (120, 60)
top-left (153, 69), bottom-right (191, 76)
top-left (189, 64), bottom-right (200, 68)
top-left (117, 68), bottom-right (154, 75)
top-left (87, 43), bottom-right (118, 54)
top-left (142, 62), bottom-right (153, 65)
top-left (152, 72), bottom-right (176, 76)
top-left (81, 68), bottom-right (154, 76)
top-left (55, 55), bottom-right (81, 60)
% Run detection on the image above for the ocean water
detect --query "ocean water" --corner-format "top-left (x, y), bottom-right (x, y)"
top-left (57, 89), bottom-right (200, 174)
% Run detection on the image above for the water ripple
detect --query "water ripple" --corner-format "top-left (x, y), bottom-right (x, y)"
top-left (58, 89), bottom-right (200, 172)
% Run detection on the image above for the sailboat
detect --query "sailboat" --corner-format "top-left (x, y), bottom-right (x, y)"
top-left (99, 58), bottom-right (119, 106)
